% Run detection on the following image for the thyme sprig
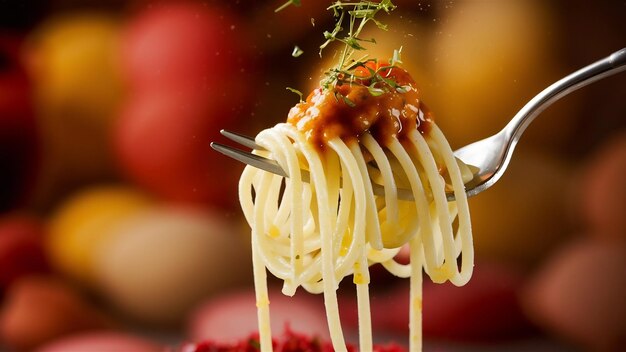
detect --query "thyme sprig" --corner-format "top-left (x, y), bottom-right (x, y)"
top-left (286, 87), bottom-right (304, 102)
top-left (279, 1), bottom-right (403, 105)
top-left (319, 0), bottom-right (396, 93)
top-left (275, 0), bottom-right (302, 13)
top-left (351, 50), bottom-right (411, 96)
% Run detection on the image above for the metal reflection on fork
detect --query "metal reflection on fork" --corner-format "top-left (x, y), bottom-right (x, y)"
top-left (211, 130), bottom-right (419, 201)
top-left (211, 48), bottom-right (626, 202)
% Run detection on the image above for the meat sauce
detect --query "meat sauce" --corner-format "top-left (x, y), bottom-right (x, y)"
top-left (287, 63), bottom-right (432, 151)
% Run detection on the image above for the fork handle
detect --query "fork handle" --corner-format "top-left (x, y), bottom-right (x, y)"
top-left (504, 47), bottom-right (626, 146)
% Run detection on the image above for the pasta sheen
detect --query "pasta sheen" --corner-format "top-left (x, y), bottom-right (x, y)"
top-left (239, 119), bottom-right (473, 351)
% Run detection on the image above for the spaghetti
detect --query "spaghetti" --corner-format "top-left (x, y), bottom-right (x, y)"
top-left (239, 63), bottom-right (474, 352)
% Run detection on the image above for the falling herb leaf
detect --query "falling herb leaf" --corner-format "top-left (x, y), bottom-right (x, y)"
top-left (292, 45), bottom-right (304, 57)
top-left (335, 92), bottom-right (356, 107)
top-left (395, 85), bottom-right (411, 93)
top-left (390, 47), bottom-right (403, 65)
top-left (277, 1), bottom-right (409, 106)
top-left (275, 0), bottom-right (302, 13)
top-left (286, 87), bottom-right (304, 102)
top-left (318, 1), bottom-right (399, 92)
top-left (367, 85), bottom-right (385, 96)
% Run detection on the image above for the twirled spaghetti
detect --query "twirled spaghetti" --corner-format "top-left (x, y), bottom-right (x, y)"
top-left (239, 63), bottom-right (474, 352)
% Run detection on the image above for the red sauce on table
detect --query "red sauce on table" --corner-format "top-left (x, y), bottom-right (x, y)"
top-left (287, 62), bottom-right (432, 151)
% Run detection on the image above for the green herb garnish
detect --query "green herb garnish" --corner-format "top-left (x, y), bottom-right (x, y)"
top-left (275, 0), bottom-right (302, 13)
top-left (319, 1), bottom-right (397, 92)
top-left (286, 87), bottom-right (304, 102)
top-left (292, 45), bottom-right (304, 57)
top-left (279, 1), bottom-right (405, 105)
top-left (248, 337), bottom-right (261, 349)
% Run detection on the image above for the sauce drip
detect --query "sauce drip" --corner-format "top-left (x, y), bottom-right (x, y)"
top-left (287, 64), bottom-right (432, 151)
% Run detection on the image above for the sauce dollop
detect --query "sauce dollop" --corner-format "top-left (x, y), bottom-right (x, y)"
top-left (287, 63), bottom-right (432, 150)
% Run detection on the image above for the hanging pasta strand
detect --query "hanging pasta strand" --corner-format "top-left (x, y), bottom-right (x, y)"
top-left (238, 62), bottom-right (474, 352)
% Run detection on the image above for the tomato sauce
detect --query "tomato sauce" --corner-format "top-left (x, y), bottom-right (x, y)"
top-left (287, 64), bottom-right (432, 151)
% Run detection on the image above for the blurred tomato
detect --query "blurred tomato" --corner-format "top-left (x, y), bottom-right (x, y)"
top-left (0, 276), bottom-right (114, 351)
top-left (578, 131), bottom-right (626, 239)
top-left (35, 332), bottom-right (162, 352)
top-left (117, 1), bottom-right (257, 208)
top-left (523, 238), bottom-right (626, 350)
top-left (0, 213), bottom-right (49, 294)
top-left (0, 35), bottom-right (39, 212)
top-left (421, 263), bottom-right (533, 341)
top-left (25, 13), bottom-right (124, 208)
top-left (46, 186), bottom-right (153, 288)
top-left (339, 262), bottom-right (533, 342)
top-left (120, 1), bottom-right (251, 93)
top-left (115, 89), bottom-right (244, 207)
top-left (188, 289), bottom-right (329, 345)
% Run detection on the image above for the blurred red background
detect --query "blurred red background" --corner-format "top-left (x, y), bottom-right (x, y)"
top-left (0, 0), bottom-right (625, 351)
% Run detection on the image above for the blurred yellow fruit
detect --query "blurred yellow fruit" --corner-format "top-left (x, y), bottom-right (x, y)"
top-left (468, 151), bottom-right (574, 269)
top-left (428, 0), bottom-right (577, 151)
top-left (301, 1), bottom-right (579, 155)
top-left (94, 206), bottom-right (251, 326)
top-left (25, 13), bottom-right (124, 208)
top-left (46, 186), bottom-right (152, 287)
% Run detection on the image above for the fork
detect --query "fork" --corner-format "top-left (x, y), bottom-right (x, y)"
top-left (212, 48), bottom-right (626, 201)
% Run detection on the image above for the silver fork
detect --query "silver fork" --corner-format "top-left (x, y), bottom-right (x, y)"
top-left (212, 48), bottom-right (626, 201)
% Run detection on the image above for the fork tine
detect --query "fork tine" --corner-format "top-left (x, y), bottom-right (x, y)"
top-left (220, 129), bottom-right (265, 151)
top-left (210, 142), bottom-right (288, 177)
top-left (211, 132), bottom-right (455, 202)
top-left (211, 141), bottom-right (419, 201)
